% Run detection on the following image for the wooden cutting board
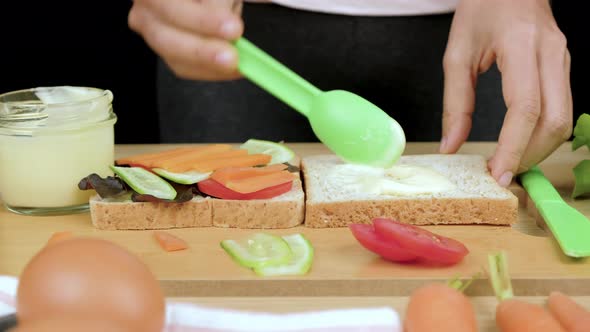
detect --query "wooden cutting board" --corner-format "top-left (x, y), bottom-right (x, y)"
top-left (1, 142), bottom-right (589, 297)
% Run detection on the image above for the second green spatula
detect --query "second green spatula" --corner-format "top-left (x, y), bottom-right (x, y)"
top-left (234, 37), bottom-right (406, 168)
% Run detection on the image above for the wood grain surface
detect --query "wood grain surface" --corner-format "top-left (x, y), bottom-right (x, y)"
top-left (1, 142), bottom-right (589, 297)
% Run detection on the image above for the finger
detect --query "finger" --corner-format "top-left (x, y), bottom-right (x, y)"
top-left (565, 50), bottom-right (573, 120)
top-left (164, 61), bottom-right (242, 81)
top-left (441, 49), bottom-right (478, 154)
top-left (517, 34), bottom-right (573, 173)
top-left (142, 0), bottom-right (243, 40)
top-left (134, 8), bottom-right (240, 80)
top-left (489, 41), bottom-right (541, 186)
top-left (202, 0), bottom-right (243, 13)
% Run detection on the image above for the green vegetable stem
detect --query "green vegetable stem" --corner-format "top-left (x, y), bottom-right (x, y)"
top-left (488, 251), bottom-right (514, 301)
top-left (572, 113), bottom-right (590, 199)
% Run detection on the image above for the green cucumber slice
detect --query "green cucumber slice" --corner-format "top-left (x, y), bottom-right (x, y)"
top-left (152, 168), bottom-right (211, 185)
top-left (110, 165), bottom-right (177, 200)
top-left (220, 233), bottom-right (292, 269)
top-left (254, 233), bottom-right (314, 276)
top-left (240, 139), bottom-right (295, 165)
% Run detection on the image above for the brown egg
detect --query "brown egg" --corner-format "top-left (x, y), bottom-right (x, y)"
top-left (10, 317), bottom-right (134, 332)
top-left (16, 237), bottom-right (165, 332)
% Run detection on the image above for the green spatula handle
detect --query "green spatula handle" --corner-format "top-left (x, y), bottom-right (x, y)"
top-left (234, 37), bottom-right (321, 116)
top-left (519, 166), bottom-right (563, 203)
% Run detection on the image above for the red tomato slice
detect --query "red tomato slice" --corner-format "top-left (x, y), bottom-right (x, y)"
top-left (373, 218), bottom-right (469, 265)
top-left (349, 224), bottom-right (418, 262)
top-left (197, 179), bottom-right (293, 200)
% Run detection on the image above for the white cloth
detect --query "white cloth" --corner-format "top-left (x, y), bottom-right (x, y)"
top-left (246, 0), bottom-right (460, 16)
top-left (0, 276), bottom-right (401, 332)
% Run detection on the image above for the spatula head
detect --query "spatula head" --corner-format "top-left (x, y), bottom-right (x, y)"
top-left (538, 201), bottom-right (590, 257)
top-left (308, 90), bottom-right (406, 168)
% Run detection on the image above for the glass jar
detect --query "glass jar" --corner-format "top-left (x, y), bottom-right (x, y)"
top-left (0, 86), bottom-right (117, 215)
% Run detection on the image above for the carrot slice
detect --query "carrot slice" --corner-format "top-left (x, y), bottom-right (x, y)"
top-left (186, 154), bottom-right (272, 173)
top-left (211, 164), bottom-right (288, 185)
top-left (117, 144), bottom-right (233, 168)
top-left (46, 231), bottom-right (73, 246)
top-left (157, 149), bottom-right (249, 172)
top-left (153, 231), bottom-right (188, 252)
top-left (116, 145), bottom-right (222, 166)
top-left (225, 170), bottom-right (295, 194)
top-left (141, 144), bottom-right (233, 168)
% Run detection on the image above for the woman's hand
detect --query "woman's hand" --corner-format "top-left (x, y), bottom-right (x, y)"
top-left (441, 0), bottom-right (572, 187)
top-left (128, 0), bottom-right (244, 81)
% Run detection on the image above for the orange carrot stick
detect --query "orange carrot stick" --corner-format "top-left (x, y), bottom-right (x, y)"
top-left (46, 231), bottom-right (73, 246)
top-left (547, 291), bottom-right (590, 332)
top-left (404, 281), bottom-right (478, 332)
top-left (152, 146), bottom-right (241, 170)
top-left (153, 231), bottom-right (188, 252)
top-left (489, 252), bottom-right (566, 332)
top-left (225, 170), bottom-right (295, 193)
top-left (188, 154), bottom-right (272, 173)
top-left (211, 164), bottom-right (288, 184)
top-left (116, 146), bottom-right (214, 165)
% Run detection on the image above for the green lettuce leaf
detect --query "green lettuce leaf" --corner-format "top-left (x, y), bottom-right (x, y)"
top-left (572, 113), bottom-right (590, 151)
top-left (572, 159), bottom-right (590, 199)
top-left (78, 173), bottom-right (200, 203)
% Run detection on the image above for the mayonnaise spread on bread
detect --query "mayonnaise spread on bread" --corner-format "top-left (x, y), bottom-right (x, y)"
top-left (328, 164), bottom-right (456, 196)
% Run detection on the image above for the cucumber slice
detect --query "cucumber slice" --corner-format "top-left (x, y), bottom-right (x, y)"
top-left (240, 139), bottom-right (295, 165)
top-left (152, 168), bottom-right (211, 185)
top-left (220, 233), bottom-right (292, 269)
top-left (110, 165), bottom-right (177, 200)
top-left (254, 234), bottom-right (314, 276)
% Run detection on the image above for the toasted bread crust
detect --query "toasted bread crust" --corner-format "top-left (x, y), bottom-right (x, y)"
top-left (304, 197), bottom-right (518, 228)
top-left (89, 180), bottom-right (305, 230)
top-left (89, 196), bottom-right (212, 230)
top-left (211, 179), bottom-right (304, 228)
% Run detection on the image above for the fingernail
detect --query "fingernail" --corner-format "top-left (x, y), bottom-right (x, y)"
top-left (215, 50), bottom-right (235, 67)
top-left (498, 171), bottom-right (513, 188)
top-left (220, 20), bottom-right (240, 38)
top-left (439, 137), bottom-right (448, 153)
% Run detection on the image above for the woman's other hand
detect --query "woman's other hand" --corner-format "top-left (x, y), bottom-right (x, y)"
top-left (441, 0), bottom-right (572, 187)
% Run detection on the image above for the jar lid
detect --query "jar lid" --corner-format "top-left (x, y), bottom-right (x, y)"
top-left (0, 86), bottom-right (116, 136)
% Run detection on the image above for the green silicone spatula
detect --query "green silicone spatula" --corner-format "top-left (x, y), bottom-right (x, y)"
top-left (519, 166), bottom-right (590, 258)
top-left (234, 37), bottom-right (406, 168)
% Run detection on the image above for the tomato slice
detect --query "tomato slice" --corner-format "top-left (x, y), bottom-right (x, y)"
top-left (349, 224), bottom-right (418, 262)
top-left (372, 218), bottom-right (469, 265)
top-left (197, 178), bottom-right (293, 200)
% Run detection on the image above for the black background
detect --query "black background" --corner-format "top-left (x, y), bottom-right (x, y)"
top-left (0, 1), bottom-right (585, 144)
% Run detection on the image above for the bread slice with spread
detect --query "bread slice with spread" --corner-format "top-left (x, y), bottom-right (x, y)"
top-left (301, 154), bottom-right (518, 228)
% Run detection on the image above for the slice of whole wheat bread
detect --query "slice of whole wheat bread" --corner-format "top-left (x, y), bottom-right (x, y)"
top-left (89, 195), bottom-right (212, 230)
top-left (211, 179), bottom-right (304, 228)
top-left (301, 154), bottom-right (518, 228)
top-left (89, 179), bottom-right (304, 230)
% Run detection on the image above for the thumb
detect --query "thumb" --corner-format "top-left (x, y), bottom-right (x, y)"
top-left (440, 51), bottom-right (477, 154)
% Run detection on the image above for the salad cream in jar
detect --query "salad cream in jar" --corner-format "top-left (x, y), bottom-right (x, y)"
top-left (0, 86), bottom-right (117, 215)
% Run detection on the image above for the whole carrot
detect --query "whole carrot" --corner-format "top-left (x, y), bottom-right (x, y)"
top-left (488, 252), bottom-right (566, 332)
top-left (404, 277), bottom-right (478, 332)
top-left (496, 298), bottom-right (567, 332)
top-left (547, 291), bottom-right (590, 332)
